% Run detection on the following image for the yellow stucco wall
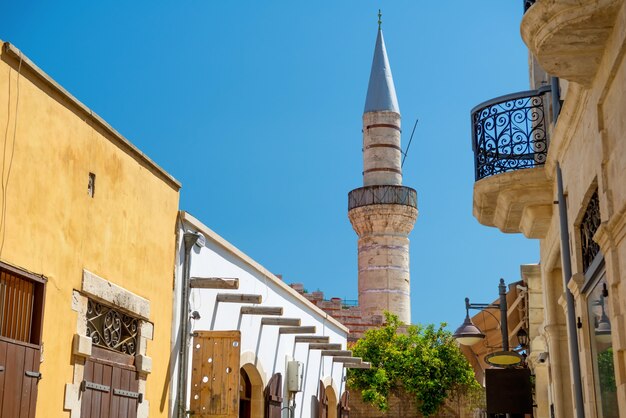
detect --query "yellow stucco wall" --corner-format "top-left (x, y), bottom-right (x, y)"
top-left (0, 44), bottom-right (180, 417)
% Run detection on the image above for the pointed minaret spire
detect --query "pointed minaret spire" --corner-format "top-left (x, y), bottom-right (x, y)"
top-left (364, 11), bottom-right (399, 114)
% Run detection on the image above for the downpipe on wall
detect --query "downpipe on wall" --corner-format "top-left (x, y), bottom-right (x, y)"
top-left (177, 231), bottom-right (201, 418)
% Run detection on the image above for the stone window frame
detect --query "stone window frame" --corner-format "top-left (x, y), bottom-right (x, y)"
top-left (64, 270), bottom-right (153, 418)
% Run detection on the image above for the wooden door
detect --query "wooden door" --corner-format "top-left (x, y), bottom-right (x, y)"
top-left (191, 331), bottom-right (241, 417)
top-left (0, 338), bottom-right (41, 418)
top-left (264, 373), bottom-right (282, 418)
top-left (337, 391), bottom-right (349, 418)
top-left (80, 347), bottom-right (141, 418)
top-left (318, 381), bottom-right (328, 418)
top-left (0, 265), bottom-right (46, 418)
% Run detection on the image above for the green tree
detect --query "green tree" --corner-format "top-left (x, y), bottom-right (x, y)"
top-left (348, 312), bottom-right (482, 416)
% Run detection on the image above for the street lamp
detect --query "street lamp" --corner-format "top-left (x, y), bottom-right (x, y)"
top-left (453, 278), bottom-right (523, 367)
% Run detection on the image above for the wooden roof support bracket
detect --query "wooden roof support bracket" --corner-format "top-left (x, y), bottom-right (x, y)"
top-left (308, 343), bottom-right (342, 350)
top-left (261, 318), bottom-right (301, 326)
top-left (279, 326), bottom-right (316, 334)
top-left (321, 350), bottom-right (352, 357)
top-left (216, 294), bottom-right (262, 304)
top-left (190, 277), bottom-right (239, 289)
top-left (332, 357), bottom-right (362, 364)
top-left (345, 362), bottom-right (371, 369)
top-left (241, 306), bottom-right (283, 316)
top-left (294, 336), bottom-right (329, 343)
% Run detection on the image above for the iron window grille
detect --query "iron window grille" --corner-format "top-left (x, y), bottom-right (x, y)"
top-left (86, 298), bottom-right (138, 355)
top-left (580, 190), bottom-right (601, 273)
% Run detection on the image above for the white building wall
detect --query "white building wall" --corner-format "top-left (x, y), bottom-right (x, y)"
top-left (170, 212), bottom-right (349, 418)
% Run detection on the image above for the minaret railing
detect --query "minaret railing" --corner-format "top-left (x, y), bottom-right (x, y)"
top-left (471, 85), bottom-right (551, 181)
top-left (348, 185), bottom-right (417, 211)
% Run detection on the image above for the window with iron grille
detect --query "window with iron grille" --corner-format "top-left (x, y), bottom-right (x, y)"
top-left (86, 299), bottom-right (139, 355)
top-left (580, 190), bottom-right (601, 272)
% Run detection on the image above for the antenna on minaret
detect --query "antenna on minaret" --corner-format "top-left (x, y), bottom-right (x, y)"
top-left (378, 9), bottom-right (382, 30)
top-left (401, 118), bottom-right (419, 168)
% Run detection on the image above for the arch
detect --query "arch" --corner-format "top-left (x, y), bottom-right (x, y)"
top-left (324, 385), bottom-right (338, 418)
top-left (322, 377), bottom-right (338, 418)
top-left (240, 350), bottom-right (265, 418)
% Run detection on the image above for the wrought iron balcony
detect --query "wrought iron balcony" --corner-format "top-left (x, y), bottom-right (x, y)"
top-left (348, 185), bottom-right (417, 211)
top-left (471, 86), bottom-right (551, 182)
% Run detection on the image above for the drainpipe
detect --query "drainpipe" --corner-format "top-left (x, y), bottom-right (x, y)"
top-left (556, 163), bottom-right (585, 418)
top-left (177, 231), bottom-right (200, 418)
top-left (550, 76), bottom-right (561, 123)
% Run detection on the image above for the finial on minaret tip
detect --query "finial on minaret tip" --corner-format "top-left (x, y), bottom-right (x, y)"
top-left (378, 9), bottom-right (382, 30)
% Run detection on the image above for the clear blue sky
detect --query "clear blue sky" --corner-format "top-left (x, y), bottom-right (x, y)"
top-left (4, 1), bottom-right (538, 329)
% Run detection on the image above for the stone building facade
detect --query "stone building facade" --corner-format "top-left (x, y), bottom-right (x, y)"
top-left (469, 1), bottom-right (626, 417)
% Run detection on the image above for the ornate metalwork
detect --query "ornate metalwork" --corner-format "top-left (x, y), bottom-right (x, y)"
top-left (86, 299), bottom-right (138, 355)
top-left (580, 190), bottom-right (601, 272)
top-left (471, 86), bottom-right (550, 181)
top-left (524, 0), bottom-right (536, 13)
top-left (348, 185), bottom-right (417, 211)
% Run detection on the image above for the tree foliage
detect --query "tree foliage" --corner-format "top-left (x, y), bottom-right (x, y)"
top-left (348, 312), bottom-right (482, 416)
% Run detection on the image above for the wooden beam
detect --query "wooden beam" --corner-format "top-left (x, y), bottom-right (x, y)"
top-left (216, 294), bottom-right (262, 304)
top-left (240, 306), bottom-right (283, 316)
top-left (332, 357), bottom-right (362, 364)
top-left (345, 362), bottom-right (371, 369)
top-left (294, 336), bottom-right (329, 343)
top-left (261, 318), bottom-right (301, 326)
top-left (190, 277), bottom-right (239, 289)
top-left (321, 350), bottom-right (352, 357)
top-left (279, 326), bottom-right (316, 334)
top-left (308, 343), bottom-right (342, 351)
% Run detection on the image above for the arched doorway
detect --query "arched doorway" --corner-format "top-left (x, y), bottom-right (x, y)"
top-left (240, 362), bottom-right (264, 418)
top-left (240, 368), bottom-right (252, 418)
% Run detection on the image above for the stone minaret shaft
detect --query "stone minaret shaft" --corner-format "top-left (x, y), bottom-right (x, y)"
top-left (348, 27), bottom-right (418, 324)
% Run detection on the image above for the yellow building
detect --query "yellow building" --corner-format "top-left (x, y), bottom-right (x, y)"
top-left (0, 42), bottom-right (180, 417)
top-left (470, 1), bottom-right (626, 417)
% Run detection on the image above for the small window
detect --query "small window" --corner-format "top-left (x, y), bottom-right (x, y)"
top-left (580, 190), bottom-right (601, 272)
top-left (85, 298), bottom-right (139, 355)
top-left (0, 264), bottom-right (46, 345)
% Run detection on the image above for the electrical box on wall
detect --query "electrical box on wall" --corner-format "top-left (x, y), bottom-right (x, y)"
top-left (287, 360), bottom-right (303, 393)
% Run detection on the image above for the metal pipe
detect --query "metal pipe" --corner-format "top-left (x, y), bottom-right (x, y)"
top-left (498, 278), bottom-right (509, 351)
top-left (551, 76), bottom-right (561, 123)
top-left (556, 163), bottom-right (585, 418)
top-left (177, 232), bottom-right (200, 418)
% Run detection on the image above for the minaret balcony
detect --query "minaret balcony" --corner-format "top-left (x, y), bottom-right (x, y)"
top-left (348, 185), bottom-right (417, 211)
top-left (471, 87), bottom-right (553, 238)
top-left (521, 0), bottom-right (621, 86)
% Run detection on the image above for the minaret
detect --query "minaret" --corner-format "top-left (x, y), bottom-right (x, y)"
top-left (348, 16), bottom-right (418, 324)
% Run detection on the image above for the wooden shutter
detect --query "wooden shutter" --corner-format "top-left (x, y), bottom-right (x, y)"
top-left (0, 339), bottom-right (41, 418)
top-left (318, 381), bottom-right (328, 418)
top-left (191, 331), bottom-right (241, 417)
top-left (264, 373), bottom-right (282, 418)
top-left (338, 391), bottom-right (350, 418)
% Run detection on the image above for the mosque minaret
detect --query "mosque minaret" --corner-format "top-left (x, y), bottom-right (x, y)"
top-left (348, 18), bottom-right (418, 324)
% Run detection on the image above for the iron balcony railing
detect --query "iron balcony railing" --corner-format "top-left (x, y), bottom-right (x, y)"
top-left (348, 185), bottom-right (417, 211)
top-left (471, 85), bottom-right (551, 181)
top-left (524, 0), bottom-right (536, 13)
